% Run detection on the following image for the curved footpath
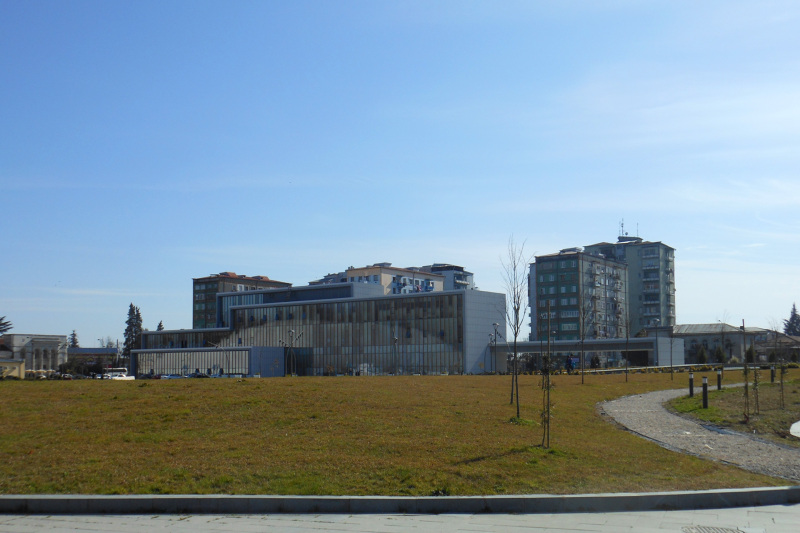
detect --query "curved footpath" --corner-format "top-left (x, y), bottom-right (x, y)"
top-left (599, 387), bottom-right (800, 483)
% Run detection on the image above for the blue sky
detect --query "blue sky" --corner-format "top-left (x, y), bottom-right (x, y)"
top-left (2, 1), bottom-right (799, 345)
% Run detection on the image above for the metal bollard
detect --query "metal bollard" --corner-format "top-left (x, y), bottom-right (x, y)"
top-left (702, 376), bottom-right (708, 409)
top-left (689, 373), bottom-right (694, 398)
top-left (771, 366), bottom-right (775, 383)
top-left (717, 369), bottom-right (722, 391)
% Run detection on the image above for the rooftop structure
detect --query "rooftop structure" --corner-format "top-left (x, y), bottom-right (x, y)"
top-left (310, 263), bottom-right (445, 295)
top-left (193, 272), bottom-right (291, 329)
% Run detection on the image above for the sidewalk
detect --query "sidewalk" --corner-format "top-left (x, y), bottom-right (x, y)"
top-left (1, 504), bottom-right (799, 533)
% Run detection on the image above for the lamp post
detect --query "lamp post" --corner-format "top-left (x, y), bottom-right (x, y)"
top-left (668, 322), bottom-right (674, 380)
top-left (653, 319), bottom-right (660, 368)
top-left (487, 333), bottom-right (492, 374)
top-left (492, 322), bottom-right (499, 373)
top-left (279, 329), bottom-right (303, 376)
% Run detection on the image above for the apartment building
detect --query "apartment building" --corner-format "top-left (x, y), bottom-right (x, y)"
top-left (418, 264), bottom-right (476, 291)
top-left (529, 249), bottom-right (628, 342)
top-left (310, 263), bottom-right (445, 295)
top-left (584, 236), bottom-right (675, 332)
top-left (193, 272), bottom-right (291, 329)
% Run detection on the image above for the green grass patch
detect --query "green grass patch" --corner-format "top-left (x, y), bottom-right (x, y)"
top-left (668, 375), bottom-right (800, 447)
top-left (0, 371), bottom-right (794, 495)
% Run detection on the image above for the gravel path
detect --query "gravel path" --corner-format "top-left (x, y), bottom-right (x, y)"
top-left (599, 388), bottom-right (800, 483)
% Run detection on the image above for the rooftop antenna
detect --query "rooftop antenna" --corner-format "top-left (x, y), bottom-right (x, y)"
top-left (619, 219), bottom-right (628, 237)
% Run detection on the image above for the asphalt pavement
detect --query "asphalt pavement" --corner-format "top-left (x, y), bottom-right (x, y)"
top-left (2, 504), bottom-right (799, 533)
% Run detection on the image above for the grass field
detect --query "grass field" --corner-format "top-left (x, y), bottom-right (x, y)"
top-left (0, 371), bottom-right (792, 495)
top-left (669, 372), bottom-right (800, 448)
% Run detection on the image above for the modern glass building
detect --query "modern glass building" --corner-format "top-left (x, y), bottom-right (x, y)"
top-left (134, 284), bottom-right (505, 378)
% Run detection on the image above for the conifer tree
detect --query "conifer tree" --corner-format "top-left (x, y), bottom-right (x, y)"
top-left (123, 304), bottom-right (143, 357)
top-left (697, 345), bottom-right (708, 364)
top-left (157, 320), bottom-right (164, 331)
top-left (0, 316), bottom-right (12, 335)
top-left (69, 330), bottom-right (79, 348)
top-left (784, 303), bottom-right (800, 336)
top-left (713, 345), bottom-right (724, 364)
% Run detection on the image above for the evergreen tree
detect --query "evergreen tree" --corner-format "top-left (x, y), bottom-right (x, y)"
top-left (0, 316), bottom-right (12, 335)
top-left (745, 345), bottom-right (756, 364)
top-left (157, 320), bottom-right (164, 331)
top-left (697, 345), bottom-right (708, 364)
top-left (784, 303), bottom-right (800, 336)
top-left (69, 330), bottom-right (79, 348)
top-left (123, 304), bottom-right (143, 357)
top-left (713, 345), bottom-right (725, 364)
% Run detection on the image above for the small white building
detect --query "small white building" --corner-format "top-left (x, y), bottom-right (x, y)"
top-left (0, 334), bottom-right (68, 373)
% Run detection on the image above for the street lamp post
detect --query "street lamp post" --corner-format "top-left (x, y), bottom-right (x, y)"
top-left (653, 319), bottom-right (660, 368)
top-left (393, 334), bottom-right (398, 375)
top-left (492, 322), bottom-right (499, 373)
top-left (279, 329), bottom-right (303, 376)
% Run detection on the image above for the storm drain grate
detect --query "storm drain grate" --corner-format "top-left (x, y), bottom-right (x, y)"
top-left (681, 527), bottom-right (743, 533)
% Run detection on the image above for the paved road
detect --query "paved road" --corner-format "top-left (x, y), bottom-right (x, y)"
top-left (1, 506), bottom-right (799, 533)
top-left (599, 388), bottom-right (800, 483)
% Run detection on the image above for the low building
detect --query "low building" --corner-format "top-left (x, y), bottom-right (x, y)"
top-left (134, 283), bottom-right (506, 378)
top-left (672, 323), bottom-right (767, 364)
top-left (66, 347), bottom-right (120, 374)
top-left (0, 334), bottom-right (68, 373)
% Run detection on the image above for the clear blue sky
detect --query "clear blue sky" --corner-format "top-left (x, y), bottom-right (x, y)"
top-left (2, 1), bottom-right (799, 345)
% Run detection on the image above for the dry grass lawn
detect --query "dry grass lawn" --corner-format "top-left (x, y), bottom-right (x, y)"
top-left (0, 371), bottom-right (790, 495)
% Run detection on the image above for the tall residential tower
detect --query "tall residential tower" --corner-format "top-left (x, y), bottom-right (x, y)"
top-left (583, 236), bottom-right (675, 332)
top-left (529, 249), bottom-right (628, 342)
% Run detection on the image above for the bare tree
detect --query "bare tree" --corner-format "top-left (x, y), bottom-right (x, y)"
top-left (718, 311), bottom-right (730, 363)
top-left (768, 318), bottom-right (786, 410)
top-left (622, 304), bottom-right (632, 382)
top-left (502, 236), bottom-right (532, 419)
top-left (577, 289), bottom-right (594, 384)
top-left (541, 302), bottom-right (553, 448)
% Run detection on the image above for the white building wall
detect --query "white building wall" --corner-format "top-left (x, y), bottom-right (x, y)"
top-left (462, 290), bottom-right (506, 374)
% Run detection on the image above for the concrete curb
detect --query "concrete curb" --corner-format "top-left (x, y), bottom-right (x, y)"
top-left (2, 486), bottom-right (799, 515)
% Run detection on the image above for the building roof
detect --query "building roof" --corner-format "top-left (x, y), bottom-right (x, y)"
top-left (193, 272), bottom-right (291, 285)
top-left (346, 264), bottom-right (445, 278)
top-left (67, 347), bottom-right (118, 355)
top-left (585, 238), bottom-right (674, 250)
top-left (534, 249), bottom-right (625, 264)
top-left (673, 323), bottom-right (766, 335)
